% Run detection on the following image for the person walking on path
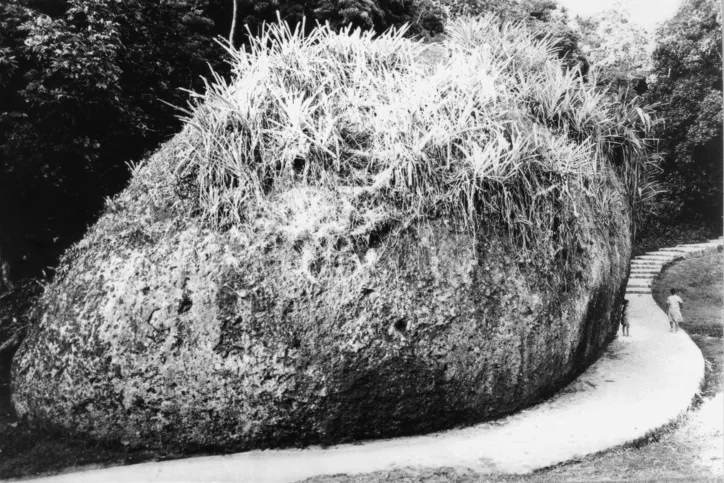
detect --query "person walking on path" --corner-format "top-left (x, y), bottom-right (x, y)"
top-left (666, 288), bottom-right (684, 333)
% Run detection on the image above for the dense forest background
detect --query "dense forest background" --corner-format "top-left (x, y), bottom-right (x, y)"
top-left (0, 0), bottom-right (721, 290)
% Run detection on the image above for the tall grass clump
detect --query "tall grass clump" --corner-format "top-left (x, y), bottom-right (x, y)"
top-left (175, 15), bottom-right (659, 267)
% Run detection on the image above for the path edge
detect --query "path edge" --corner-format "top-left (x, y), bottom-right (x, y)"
top-left (621, 237), bottom-right (722, 445)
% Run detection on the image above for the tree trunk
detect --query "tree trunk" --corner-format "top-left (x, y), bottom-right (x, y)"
top-left (0, 245), bottom-right (13, 295)
top-left (229, 0), bottom-right (238, 46)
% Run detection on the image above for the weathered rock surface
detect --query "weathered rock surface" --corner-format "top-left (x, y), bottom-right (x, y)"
top-left (11, 137), bottom-right (631, 451)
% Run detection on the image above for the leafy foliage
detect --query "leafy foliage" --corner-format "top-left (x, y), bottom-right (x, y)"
top-left (0, 0), bottom-right (228, 279)
top-left (646, 0), bottom-right (722, 223)
top-left (633, 217), bottom-right (719, 256)
top-left (225, 0), bottom-right (445, 43)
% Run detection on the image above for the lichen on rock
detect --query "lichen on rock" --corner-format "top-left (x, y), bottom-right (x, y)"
top-left (11, 16), bottom-right (648, 451)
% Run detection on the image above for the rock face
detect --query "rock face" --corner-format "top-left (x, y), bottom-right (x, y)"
top-left (11, 136), bottom-right (631, 450)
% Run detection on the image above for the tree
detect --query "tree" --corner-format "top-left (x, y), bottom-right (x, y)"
top-left (575, 5), bottom-right (652, 93)
top-left (0, 0), bottom-right (224, 281)
top-left (647, 0), bottom-right (722, 223)
top-left (229, 0), bottom-right (238, 44)
top-left (221, 0), bottom-right (445, 43)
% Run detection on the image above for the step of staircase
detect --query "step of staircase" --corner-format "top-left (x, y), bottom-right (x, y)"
top-left (650, 251), bottom-right (686, 256)
top-left (676, 239), bottom-right (722, 250)
top-left (627, 281), bottom-right (653, 288)
top-left (631, 261), bottom-right (667, 267)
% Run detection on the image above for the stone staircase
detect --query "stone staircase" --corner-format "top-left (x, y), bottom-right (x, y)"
top-left (626, 236), bottom-right (724, 295)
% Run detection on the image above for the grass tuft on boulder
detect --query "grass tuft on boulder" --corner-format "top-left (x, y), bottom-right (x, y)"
top-left (176, 16), bottom-right (655, 260)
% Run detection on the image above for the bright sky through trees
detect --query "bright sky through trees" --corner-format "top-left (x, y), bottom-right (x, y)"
top-left (557, 0), bottom-right (683, 30)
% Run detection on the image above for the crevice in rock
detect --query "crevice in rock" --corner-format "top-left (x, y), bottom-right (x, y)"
top-left (178, 294), bottom-right (193, 314)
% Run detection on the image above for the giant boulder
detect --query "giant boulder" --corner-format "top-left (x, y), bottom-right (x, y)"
top-left (12, 19), bottom-right (634, 451)
top-left (10, 148), bottom-right (630, 450)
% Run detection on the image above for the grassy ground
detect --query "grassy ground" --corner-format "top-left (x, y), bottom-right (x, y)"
top-left (652, 252), bottom-right (723, 397)
top-left (1, 253), bottom-right (721, 480)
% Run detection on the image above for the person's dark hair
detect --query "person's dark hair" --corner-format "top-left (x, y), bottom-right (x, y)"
top-left (670, 288), bottom-right (676, 295)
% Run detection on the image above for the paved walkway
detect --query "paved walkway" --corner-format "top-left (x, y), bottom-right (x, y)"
top-left (18, 239), bottom-right (723, 483)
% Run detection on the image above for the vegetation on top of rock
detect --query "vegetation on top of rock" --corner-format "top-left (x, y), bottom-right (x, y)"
top-left (174, 15), bottom-right (657, 262)
top-left (1, 0), bottom-right (717, 292)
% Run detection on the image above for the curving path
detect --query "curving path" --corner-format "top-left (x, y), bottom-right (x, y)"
top-left (17, 238), bottom-right (723, 483)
